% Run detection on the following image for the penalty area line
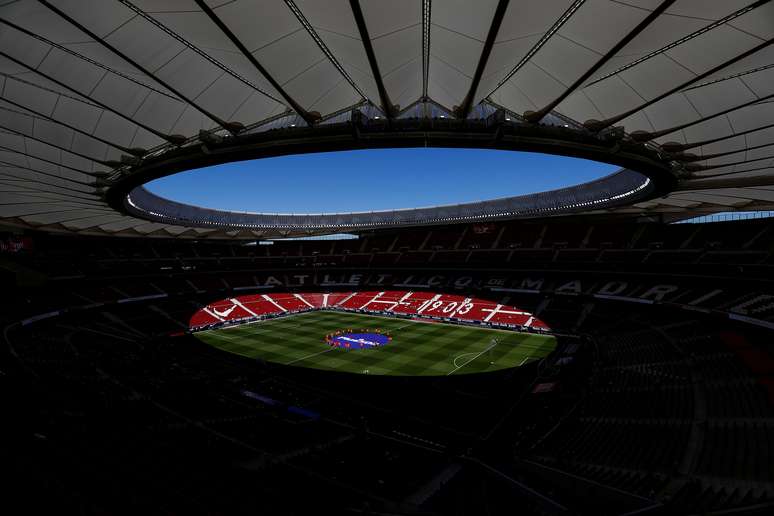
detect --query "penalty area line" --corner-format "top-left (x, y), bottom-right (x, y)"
top-left (447, 341), bottom-right (498, 376)
top-left (452, 352), bottom-right (478, 369)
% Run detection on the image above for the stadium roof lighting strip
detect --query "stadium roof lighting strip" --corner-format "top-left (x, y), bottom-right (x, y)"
top-left (422, 0), bottom-right (431, 100)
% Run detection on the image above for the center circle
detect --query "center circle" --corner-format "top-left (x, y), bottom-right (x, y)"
top-left (326, 330), bottom-right (392, 350)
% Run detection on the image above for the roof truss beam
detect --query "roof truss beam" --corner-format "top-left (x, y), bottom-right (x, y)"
top-left (525, 0), bottom-right (677, 123)
top-left (0, 124), bottom-right (111, 167)
top-left (0, 100), bottom-right (138, 156)
top-left (484, 0), bottom-right (587, 101)
top-left (687, 165), bottom-right (774, 184)
top-left (586, 0), bottom-right (772, 88)
top-left (682, 64), bottom-right (774, 94)
top-left (0, 16), bottom-right (179, 102)
top-left (284, 0), bottom-right (368, 102)
top-left (0, 160), bottom-right (95, 188)
top-left (668, 122), bottom-right (774, 152)
top-left (349, 0), bottom-right (397, 119)
top-left (684, 140), bottom-right (774, 162)
top-left (193, 0), bottom-right (319, 126)
top-left (118, 0), bottom-right (283, 105)
top-left (0, 50), bottom-right (176, 144)
top-left (684, 174), bottom-right (774, 190)
top-left (37, 0), bottom-right (237, 135)
top-left (688, 153), bottom-right (774, 172)
top-left (588, 37), bottom-right (774, 132)
top-left (0, 175), bottom-right (98, 199)
top-left (456, 0), bottom-right (510, 120)
top-left (0, 144), bottom-right (94, 177)
top-left (632, 92), bottom-right (774, 143)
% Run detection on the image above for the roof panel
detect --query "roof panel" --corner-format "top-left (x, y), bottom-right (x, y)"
top-left (284, 59), bottom-right (356, 114)
top-left (726, 1), bottom-right (774, 38)
top-left (253, 30), bottom-right (326, 86)
top-left (389, 60), bottom-right (423, 111)
top-left (88, 72), bottom-right (166, 118)
top-left (133, 93), bottom-right (194, 135)
top-left (313, 29), bottom-right (379, 101)
top-left (426, 57), bottom-right (467, 110)
top-left (293, 0), bottom-right (359, 38)
top-left (103, 15), bottom-right (187, 72)
top-left (306, 78), bottom-right (362, 116)
top-left (359, 0), bottom-right (420, 39)
top-left (210, 0), bottom-right (299, 52)
top-left (49, 96), bottom-right (104, 135)
top-left (45, 0), bottom-right (136, 38)
top-left (430, 23), bottom-right (483, 78)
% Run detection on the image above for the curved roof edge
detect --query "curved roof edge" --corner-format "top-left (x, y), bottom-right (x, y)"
top-left (126, 169), bottom-right (652, 234)
top-left (107, 113), bottom-right (673, 237)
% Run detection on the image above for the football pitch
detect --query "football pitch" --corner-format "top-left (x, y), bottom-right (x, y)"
top-left (195, 310), bottom-right (556, 376)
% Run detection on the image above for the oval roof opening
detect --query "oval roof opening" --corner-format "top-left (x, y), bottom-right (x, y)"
top-left (146, 148), bottom-right (618, 215)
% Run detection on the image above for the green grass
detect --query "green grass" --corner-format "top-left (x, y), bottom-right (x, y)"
top-left (195, 310), bottom-right (556, 376)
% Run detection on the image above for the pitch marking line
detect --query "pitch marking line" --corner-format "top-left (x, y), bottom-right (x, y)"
top-left (205, 311), bottom-right (309, 331)
top-left (447, 341), bottom-right (498, 376)
top-left (285, 347), bottom-right (335, 366)
top-left (240, 321), bottom-right (307, 336)
top-left (453, 352), bottom-right (478, 369)
top-left (201, 331), bottom-right (243, 342)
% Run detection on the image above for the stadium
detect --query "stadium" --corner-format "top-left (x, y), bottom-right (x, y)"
top-left (2, 1), bottom-right (774, 515)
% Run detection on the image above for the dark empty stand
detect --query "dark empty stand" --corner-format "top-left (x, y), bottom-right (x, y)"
top-left (425, 228), bottom-right (465, 250)
top-left (432, 250), bottom-right (469, 265)
top-left (468, 249), bottom-right (511, 265)
top-left (396, 250), bottom-right (433, 265)
top-left (4, 218), bottom-right (774, 515)
top-left (498, 223), bottom-right (545, 249)
top-left (370, 252), bottom-right (399, 266)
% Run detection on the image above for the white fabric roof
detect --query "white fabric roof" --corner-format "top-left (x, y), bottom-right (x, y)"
top-left (1, 0), bottom-right (774, 237)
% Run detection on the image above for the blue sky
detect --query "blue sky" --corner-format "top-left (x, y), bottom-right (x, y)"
top-left (147, 148), bottom-right (618, 214)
